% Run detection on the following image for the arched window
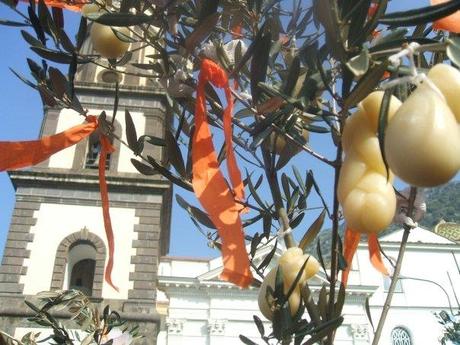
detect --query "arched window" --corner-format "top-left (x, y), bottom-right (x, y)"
top-left (85, 130), bottom-right (111, 170)
top-left (391, 327), bottom-right (412, 345)
top-left (67, 242), bottom-right (97, 296)
top-left (51, 230), bottom-right (106, 298)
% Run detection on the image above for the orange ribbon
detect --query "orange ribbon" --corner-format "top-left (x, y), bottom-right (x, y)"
top-left (341, 226), bottom-right (388, 287)
top-left (21, 0), bottom-right (87, 11)
top-left (192, 58), bottom-right (253, 288)
top-left (0, 115), bottom-right (118, 291)
top-left (431, 0), bottom-right (460, 32)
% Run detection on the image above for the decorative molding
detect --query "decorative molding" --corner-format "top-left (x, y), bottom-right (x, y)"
top-left (208, 319), bottom-right (227, 335)
top-left (349, 323), bottom-right (369, 341)
top-left (165, 318), bottom-right (184, 334)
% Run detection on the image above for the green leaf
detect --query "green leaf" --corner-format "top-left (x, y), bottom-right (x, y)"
top-left (57, 27), bottom-right (75, 53)
top-left (257, 241), bottom-right (277, 271)
top-left (112, 27), bottom-right (137, 43)
top-left (147, 155), bottom-right (193, 192)
top-left (21, 29), bottom-right (44, 48)
top-left (184, 13), bottom-right (220, 52)
top-left (130, 159), bottom-right (156, 175)
top-left (239, 335), bottom-right (258, 345)
top-left (380, 0), bottom-right (460, 26)
top-left (289, 212), bottom-right (305, 229)
top-left (299, 209), bottom-right (326, 251)
top-left (377, 88), bottom-right (393, 181)
top-left (302, 317), bottom-right (344, 345)
top-left (344, 61), bottom-right (389, 109)
top-left (284, 56), bottom-right (301, 96)
top-left (317, 285), bottom-right (328, 320)
top-left (292, 166), bottom-right (306, 194)
top-left (262, 213), bottom-right (271, 239)
top-left (0, 19), bottom-right (29, 26)
top-left (372, 28), bottom-right (408, 47)
top-left (165, 129), bottom-right (186, 177)
top-left (27, 6), bottom-right (46, 45)
top-left (281, 173), bottom-right (291, 204)
top-left (247, 172), bottom-right (268, 211)
top-left (251, 29), bottom-right (271, 104)
top-left (365, 296), bottom-right (375, 333)
top-left (48, 67), bottom-right (68, 99)
top-left (31, 47), bottom-right (82, 64)
top-left (9, 68), bottom-right (38, 90)
top-left (76, 16), bottom-right (87, 51)
top-left (304, 123), bottom-right (330, 133)
top-left (283, 257), bottom-right (311, 304)
top-left (346, 49), bottom-right (370, 77)
top-left (334, 283), bottom-right (346, 318)
top-left (253, 315), bottom-right (265, 337)
top-left (316, 239), bottom-right (327, 276)
top-left (87, 12), bottom-right (155, 26)
top-left (347, 0), bottom-right (371, 47)
top-left (125, 110), bottom-right (139, 154)
top-left (176, 194), bottom-right (216, 229)
top-left (447, 37), bottom-right (460, 67)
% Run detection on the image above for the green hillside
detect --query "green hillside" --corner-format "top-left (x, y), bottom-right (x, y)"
top-left (420, 181), bottom-right (460, 228)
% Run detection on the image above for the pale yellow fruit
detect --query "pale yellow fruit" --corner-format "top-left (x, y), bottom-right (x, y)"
top-left (341, 172), bottom-right (396, 233)
top-left (385, 83), bottom-right (460, 187)
top-left (258, 247), bottom-right (319, 320)
top-left (90, 23), bottom-right (130, 59)
top-left (338, 91), bottom-right (400, 234)
top-left (427, 64), bottom-right (460, 122)
top-left (81, 3), bottom-right (100, 16)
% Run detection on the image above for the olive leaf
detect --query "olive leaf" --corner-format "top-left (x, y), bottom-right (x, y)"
top-left (344, 61), bottom-right (389, 109)
top-left (130, 158), bottom-right (156, 175)
top-left (176, 194), bottom-right (216, 229)
top-left (299, 209), bottom-right (326, 251)
top-left (165, 129), bottom-right (186, 177)
top-left (346, 49), bottom-right (370, 77)
top-left (125, 110), bottom-right (139, 154)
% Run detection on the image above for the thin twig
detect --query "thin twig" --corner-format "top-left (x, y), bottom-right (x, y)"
top-left (0, 331), bottom-right (24, 345)
top-left (371, 187), bottom-right (417, 345)
top-left (230, 88), bottom-right (336, 166)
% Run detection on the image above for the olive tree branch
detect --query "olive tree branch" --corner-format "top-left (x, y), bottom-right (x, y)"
top-left (371, 186), bottom-right (418, 345)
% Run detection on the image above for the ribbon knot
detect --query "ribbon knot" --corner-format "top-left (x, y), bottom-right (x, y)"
top-left (200, 59), bottom-right (229, 89)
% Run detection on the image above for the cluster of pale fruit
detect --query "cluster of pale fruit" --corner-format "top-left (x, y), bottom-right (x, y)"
top-left (82, 3), bottom-right (130, 59)
top-left (257, 63), bottom-right (460, 320)
top-left (339, 63), bottom-right (460, 236)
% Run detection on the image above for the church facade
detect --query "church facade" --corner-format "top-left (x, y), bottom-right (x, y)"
top-left (155, 228), bottom-right (460, 345)
top-left (0, 35), bottom-right (172, 344)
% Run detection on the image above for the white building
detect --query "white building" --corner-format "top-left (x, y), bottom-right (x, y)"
top-left (156, 228), bottom-right (460, 345)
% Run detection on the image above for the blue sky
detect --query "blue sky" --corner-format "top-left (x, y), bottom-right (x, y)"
top-left (0, 0), bottom-right (457, 262)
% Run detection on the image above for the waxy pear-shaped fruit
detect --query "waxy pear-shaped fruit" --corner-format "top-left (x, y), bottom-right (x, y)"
top-left (338, 91), bottom-right (401, 234)
top-left (83, 4), bottom-right (130, 59)
top-left (385, 64), bottom-right (460, 187)
top-left (258, 247), bottom-right (319, 320)
top-left (90, 23), bottom-right (130, 59)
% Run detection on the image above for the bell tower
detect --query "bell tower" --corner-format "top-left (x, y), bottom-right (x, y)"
top-left (0, 30), bottom-right (171, 344)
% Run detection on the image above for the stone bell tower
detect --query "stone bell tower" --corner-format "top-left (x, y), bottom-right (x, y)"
top-left (0, 29), bottom-right (171, 344)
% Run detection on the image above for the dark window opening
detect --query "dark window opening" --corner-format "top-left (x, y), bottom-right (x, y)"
top-left (69, 259), bottom-right (96, 296)
top-left (85, 131), bottom-right (111, 170)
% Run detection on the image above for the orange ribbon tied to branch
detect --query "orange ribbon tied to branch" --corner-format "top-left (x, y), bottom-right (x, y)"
top-left (192, 58), bottom-right (253, 288)
top-left (341, 227), bottom-right (389, 287)
top-left (0, 115), bottom-right (118, 291)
